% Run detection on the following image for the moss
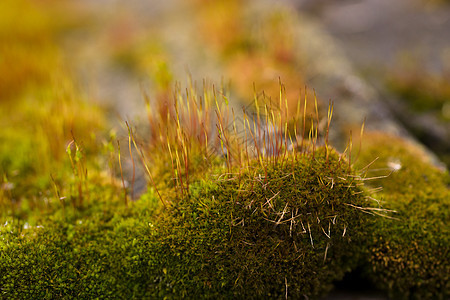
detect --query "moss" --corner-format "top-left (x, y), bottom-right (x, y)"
top-left (193, 0), bottom-right (247, 56)
top-left (386, 63), bottom-right (450, 167)
top-left (226, 51), bottom-right (319, 123)
top-left (0, 191), bottom-right (160, 299)
top-left (147, 147), bottom-right (372, 299)
top-left (0, 80), bottom-right (106, 220)
top-left (355, 132), bottom-right (450, 300)
top-left (0, 43), bottom-right (58, 100)
top-left (0, 146), bottom-right (373, 299)
top-left (3, 2), bottom-right (447, 295)
top-left (112, 38), bottom-right (173, 89)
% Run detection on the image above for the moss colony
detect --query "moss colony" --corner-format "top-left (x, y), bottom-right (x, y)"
top-left (0, 142), bottom-right (372, 298)
top-left (356, 133), bottom-right (450, 300)
top-left (149, 148), bottom-right (369, 299)
top-left (2, 80), bottom-right (448, 299)
top-left (1, 1), bottom-right (449, 299)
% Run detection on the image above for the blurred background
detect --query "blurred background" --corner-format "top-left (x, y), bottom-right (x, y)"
top-left (2, 0), bottom-right (448, 163)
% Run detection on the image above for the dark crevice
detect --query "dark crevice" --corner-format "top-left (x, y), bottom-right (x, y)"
top-left (322, 268), bottom-right (388, 300)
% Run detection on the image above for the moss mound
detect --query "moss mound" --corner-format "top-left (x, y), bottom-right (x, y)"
top-left (1, 147), bottom-right (373, 299)
top-left (148, 147), bottom-right (371, 299)
top-left (356, 132), bottom-right (450, 300)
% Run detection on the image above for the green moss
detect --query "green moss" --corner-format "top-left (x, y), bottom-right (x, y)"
top-left (0, 191), bottom-right (160, 299)
top-left (3, 3), bottom-right (447, 295)
top-left (0, 147), bottom-right (374, 299)
top-left (355, 132), bottom-right (450, 300)
top-left (148, 147), bottom-right (372, 299)
top-left (0, 81), bottom-right (106, 221)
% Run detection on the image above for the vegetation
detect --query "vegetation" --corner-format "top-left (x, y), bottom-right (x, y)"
top-left (1, 78), bottom-right (378, 298)
top-left (0, 0), bottom-right (105, 222)
top-left (356, 132), bottom-right (450, 300)
top-left (0, 146), bottom-right (374, 299)
top-left (148, 148), bottom-right (372, 299)
top-left (0, 193), bottom-right (159, 299)
top-left (1, 0), bottom-right (449, 299)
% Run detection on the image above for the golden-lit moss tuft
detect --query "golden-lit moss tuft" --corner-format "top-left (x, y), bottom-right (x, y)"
top-left (355, 132), bottom-right (450, 300)
top-left (147, 147), bottom-right (373, 298)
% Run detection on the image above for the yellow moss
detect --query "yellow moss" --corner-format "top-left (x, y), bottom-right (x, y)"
top-left (0, 0), bottom-right (107, 220)
top-left (355, 132), bottom-right (450, 299)
top-left (356, 132), bottom-right (447, 196)
top-left (0, 87), bottom-right (106, 219)
top-left (0, 44), bottom-right (60, 100)
top-left (0, 0), bottom-right (58, 44)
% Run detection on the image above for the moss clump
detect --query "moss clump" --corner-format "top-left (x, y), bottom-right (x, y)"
top-left (1, 146), bottom-right (372, 299)
top-left (355, 132), bottom-right (450, 300)
top-left (147, 147), bottom-right (371, 299)
top-left (0, 190), bottom-right (161, 299)
top-left (386, 62), bottom-right (450, 167)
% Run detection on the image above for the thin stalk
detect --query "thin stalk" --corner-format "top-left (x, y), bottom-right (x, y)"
top-left (301, 88), bottom-right (307, 153)
top-left (126, 122), bottom-right (166, 207)
top-left (126, 123), bottom-right (136, 200)
top-left (117, 140), bottom-right (128, 207)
